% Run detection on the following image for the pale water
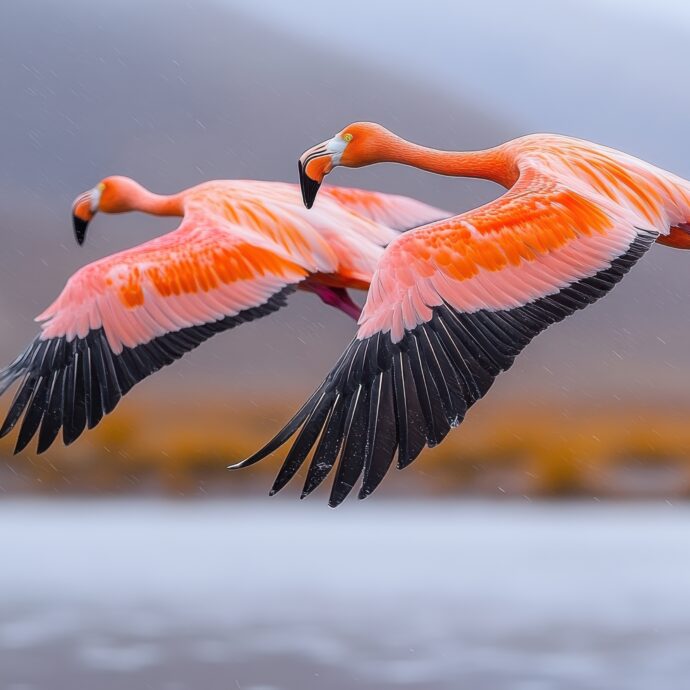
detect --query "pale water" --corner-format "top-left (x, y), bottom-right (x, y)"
top-left (1, 499), bottom-right (689, 690)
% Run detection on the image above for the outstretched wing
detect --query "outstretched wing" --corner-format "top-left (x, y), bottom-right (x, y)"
top-left (319, 185), bottom-right (449, 232)
top-left (0, 206), bottom-right (310, 454)
top-left (235, 163), bottom-right (661, 506)
top-left (201, 180), bottom-right (449, 287)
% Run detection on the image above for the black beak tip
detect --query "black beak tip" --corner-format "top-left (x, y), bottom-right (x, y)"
top-left (298, 160), bottom-right (321, 210)
top-left (72, 215), bottom-right (88, 246)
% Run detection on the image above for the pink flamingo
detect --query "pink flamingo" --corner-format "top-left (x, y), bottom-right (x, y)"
top-left (0, 176), bottom-right (446, 453)
top-left (236, 122), bottom-right (690, 506)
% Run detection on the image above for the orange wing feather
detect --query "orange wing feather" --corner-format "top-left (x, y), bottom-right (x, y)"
top-left (320, 184), bottom-right (448, 231)
top-left (240, 134), bottom-right (690, 505)
top-left (0, 180), bottom-right (447, 455)
top-left (357, 136), bottom-right (690, 341)
top-left (37, 208), bottom-right (308, 353)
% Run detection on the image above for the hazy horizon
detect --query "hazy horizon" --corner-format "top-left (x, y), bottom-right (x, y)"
top-left (3, 5), bottom-right (690, 689)
top-left (1, 0), bottom-right (689, 422)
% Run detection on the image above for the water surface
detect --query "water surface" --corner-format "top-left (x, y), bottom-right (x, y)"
top-left (1, 499), bottom-right (689, 689)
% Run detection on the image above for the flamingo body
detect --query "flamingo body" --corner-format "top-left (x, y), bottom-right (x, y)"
top-left (0, 177), bottom-right (447, 453)
top-left (238, 124), bottom-right (690, 506)
top-left (358, 134), bottom-right (690, 341)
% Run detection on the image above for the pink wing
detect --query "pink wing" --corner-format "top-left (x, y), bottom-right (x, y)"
top-left (193, 180), bottom-right (449, 286)
top-left (319, 185), bottom-right (449, 232)
top-left (237, 154), bottom-right (679, 505)
top-left (0, 206), bottom-right (311, 454)
top-left (0, 181), bottom-right (447, 455)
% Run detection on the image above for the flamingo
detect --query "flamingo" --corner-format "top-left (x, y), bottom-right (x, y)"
top-left (234, 122), bottom-right (690, 506)
top-left (0, 176), bottom-right (447, 454)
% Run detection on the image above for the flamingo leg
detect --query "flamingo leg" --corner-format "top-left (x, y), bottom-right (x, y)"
top-left (303, 284), bottom-right (362, 320)
top-left (657, 223), bottom-right (690, 250)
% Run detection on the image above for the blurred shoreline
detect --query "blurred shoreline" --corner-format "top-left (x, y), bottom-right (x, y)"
top-left (2, 396), bottom-right (690, 500)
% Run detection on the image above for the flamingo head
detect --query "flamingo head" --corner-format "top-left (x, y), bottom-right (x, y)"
top-left (71, 176), bottom-right (143, 245)
top-left (72, 181), bottom-right (105, 245)
top-left (298, 122), bottom-right (394, 208)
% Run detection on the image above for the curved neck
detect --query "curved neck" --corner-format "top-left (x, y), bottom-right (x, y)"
top-left (379, 137), bottom-right (517, 188)
top-left (133, 189), bottom-right (184, 217)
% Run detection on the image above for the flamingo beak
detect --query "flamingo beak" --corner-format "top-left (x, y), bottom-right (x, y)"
top-left (298, 141), bottom-right (332, 209)
top-left (71, 188), bottom-right (100, 246)
top-left (72, 214), bottom-right (90, 246)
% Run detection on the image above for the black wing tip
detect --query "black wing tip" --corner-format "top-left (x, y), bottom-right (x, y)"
top-left (0, 420), bottom-right (15, 439)
top-left (1, 286), bottom-right (299, 456)
top-left (270, 474), bottom-right (291, 495)
top-left (227, 453), bottom-right (270, 470)
top-left (328, 481), bottom-right (357, 507)
top-left (244, 233), bottom-right (658, 505)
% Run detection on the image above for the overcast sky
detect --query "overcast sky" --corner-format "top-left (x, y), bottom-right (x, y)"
top-left (2, 0), bottom-right (690, 406)
top-left (227, 0), bottom-right (690, 171)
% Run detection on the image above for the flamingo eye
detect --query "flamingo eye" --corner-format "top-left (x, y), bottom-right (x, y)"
top-left (343, 133), bottom-right (353, 143)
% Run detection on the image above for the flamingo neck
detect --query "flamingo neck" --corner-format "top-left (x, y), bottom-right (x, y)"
top-left (133, 189), bottom-right (184, 217)
top-left (379, 137), bottom-right (517, 188)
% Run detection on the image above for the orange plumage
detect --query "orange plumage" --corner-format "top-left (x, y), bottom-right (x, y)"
top-left (0, 176), bottom-right (447, 453)
top-left (239, 123), bottom-right (690, 506)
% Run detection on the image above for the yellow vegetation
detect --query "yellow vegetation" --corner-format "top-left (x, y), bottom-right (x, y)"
top-left (2, 394), bottom-right (690, 498)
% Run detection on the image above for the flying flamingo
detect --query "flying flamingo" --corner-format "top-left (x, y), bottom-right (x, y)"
top-left (0, 176), bottom-right (447, 453)
top-left (234, 122), bottom-right (690, 506)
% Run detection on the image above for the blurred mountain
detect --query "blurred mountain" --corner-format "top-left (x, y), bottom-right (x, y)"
top-left (0, 0), bottom-right (689, 435)
top-left (0, 0), bottom-right (509, 403)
